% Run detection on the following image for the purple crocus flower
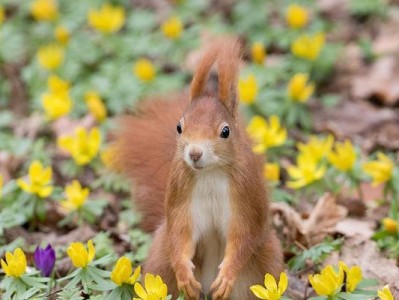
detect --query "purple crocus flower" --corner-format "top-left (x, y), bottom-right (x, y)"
top-left (34, 244), bottom-right (56, 277)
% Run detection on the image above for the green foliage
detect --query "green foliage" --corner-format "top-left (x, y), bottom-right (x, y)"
top-left (288, 238), bottom-right (343, 271)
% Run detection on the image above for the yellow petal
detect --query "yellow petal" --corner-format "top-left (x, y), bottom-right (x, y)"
top-left (87, 240), bottom-right (95, 263)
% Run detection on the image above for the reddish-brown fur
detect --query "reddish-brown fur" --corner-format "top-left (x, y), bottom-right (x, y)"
top-left (115, 37), bottom-right (283, 299)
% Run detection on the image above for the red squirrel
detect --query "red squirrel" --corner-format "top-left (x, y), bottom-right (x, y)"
top-left (115, 38), bottom-right (283, 299)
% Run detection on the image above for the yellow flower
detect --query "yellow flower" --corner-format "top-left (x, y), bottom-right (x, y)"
top-left (378, 285), bottom-right (394, 300)
top-left (297, 135), bottom-right (334, 163)
top-left (42, 75), bottom-right (72, 120)
top-left (111, 257), bottom-right (141, 286)
top-left (250, 272), bottom-right (288, 300)
top-left (0, 6), bottom-right (5, 26)
top-left (67, 240), bottom-right (95, 268)
top-left (239, 74), bottom-right (258, 104)
top-left (85, 91), bottom-right (107, 122)
top-left (37, 44), bottom-right (64, 70)
top-left (133, 59), bottom-right (155, 82)
top-left (134, 273), bottom-right (168, 300)
top-left (287, 153), bottom-right (326, 189)
top-left (363, 153), bottom-right (394, 187)
top-left (288, 73), bottom-right (315, 103)
top-left (309, 265), bottom-right (344, 296)
top-left (1, 248), bottom-right (27, 278)
top-left (286, 4), bottom-right (309, 29)
top-left (328, 140), bottom-right (357, 172)
top-left (55, 26), bottom-right (70, 45)
top-left (251, 42), bottom-right (266, 64)
top-left (48, 74), bottom-right (70, 93)
top-left (264, 163), bottom-right (280, 182)
top-left (101, 145), bottom-right (120, 171)
top-left (291, 33), bottom-right (325, 61)
top-left (382, 218), bottom-right (398, 234)
top-left (58, 127), bottom-right (101, 166)
top-left (42, 92), bottom-right (72, 120)
top-left (339, 261), bottom-right (362, 293)
top-left (60, 180), bottom-right (89, 212)
top-left (17, 160), bottom-right (53, 198)
top-left (247, 115), bottom-right (287, 154)
top-left (88, 3), bottom-right (126, 34)
top-left (161, 16), bottom-right (183, 39)
top-left (30, 0), bottom-right (58, 21)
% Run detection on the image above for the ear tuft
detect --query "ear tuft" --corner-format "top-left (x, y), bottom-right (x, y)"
top-left (189, 37), bottom-right (242, 116)
top-left (217, 37), bottom-right (242, 115)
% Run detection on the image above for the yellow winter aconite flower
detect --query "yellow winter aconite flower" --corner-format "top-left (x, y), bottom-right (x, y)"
top-left (308, 265), bottom-right (344, 296)
top-left (250, 272), bottom-right (288, 300)
top-left (161, 16), bottom-right (183, 39)
top-left (42, 75), bottom-right (72, 120)
top-left (101, 145), bottom-right (121, 171)
top-left (286, 4), bottom-right (309, 29)
top-left (297, 135), bottom-right (334, 163)
top-left (363, 152), bottom-right (394, 187)
top-left (58, 127), bottom-right (101, 166)
top-left (291, 33), bottom-right (325, 61)
top-left (288, 73), bottom-right (315, 103)
top-left (30, 0), bottom-right (58, 21)
top-left (17, 161), bottom-right (53, 198)
top-left (0, 6), bottom-right (5, 25)
top-left (60, 180), bottom-right (89, 212)
top-left (247, 115), bottom-right (287, 154)
top-left (88, 3), bottom-right (126, 34)
top-left (339, 261), bottom-right (362, 293)
top-left (111, 257), bottom-right (141, 286)
top-left (37, 44), bottom-right (64, 70)
top-left (85, 91), bottom-right (107, 122)
top-left (134, 273), bottom-right (168, 300)
top-left (382, 218), bottom-right (398, 234)
top-left (239, 74), bottom-right (258, 104)
top-left (264, 163), bottom-right (280, 182)
top-left (328, 140), bottom-right (357, 172)
top-left (287, 153), bottom-right (326, 189)
top-left (55, 26), bottom-right (70, 45)
top-left (1, 248), bottom-right (27, 278)
top-left (251, 42), bottom-right (266, 64)
top-left (67, 240), bottom-right (95, 268)
top-left (378, 285), bottom-right (394, 300)
top-left (133, 59), bottom-right (155, 82)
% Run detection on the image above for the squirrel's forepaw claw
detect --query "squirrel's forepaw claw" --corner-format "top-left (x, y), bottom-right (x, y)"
top-left (177, 272), bottom-right (202, 300)
top-left (211, 273), bottom-right (234, 300)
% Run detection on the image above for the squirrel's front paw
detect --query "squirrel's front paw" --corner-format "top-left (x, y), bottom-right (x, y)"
top-left (210, 271), bottom-right (235, 300)
top-left (176, 268), bottom-right (202, 300)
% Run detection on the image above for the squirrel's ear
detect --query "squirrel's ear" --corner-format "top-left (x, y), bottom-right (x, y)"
top-left (217, 38), bottom-right (242, 117)
top-left (190, 43), bottom-right (219, 102)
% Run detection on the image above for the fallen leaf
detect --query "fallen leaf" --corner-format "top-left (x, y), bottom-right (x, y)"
top-left (351, 56), bottom-right (399, 106)
top-left (271, 193), bottom-right (348, 247)
top-left (335, 217), bottom-right (375, 238)
top-left (311, 99), bottom-right (398, 145)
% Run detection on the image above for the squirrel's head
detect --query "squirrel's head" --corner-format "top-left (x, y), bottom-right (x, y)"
top-left (176, 37), bottom-right (241, 171)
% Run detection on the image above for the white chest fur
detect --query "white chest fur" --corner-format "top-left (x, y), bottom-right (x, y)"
top-left (190, 169), bottom-right (231, 291)
top-left (190, 169), bottom-right (231, 242)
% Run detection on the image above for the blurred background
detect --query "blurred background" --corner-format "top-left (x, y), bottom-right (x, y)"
top-left (0, 0), bottom-right (399, 299)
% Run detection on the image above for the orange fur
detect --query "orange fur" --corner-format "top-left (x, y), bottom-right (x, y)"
top-left (115, 38), bottom-right (283, 299)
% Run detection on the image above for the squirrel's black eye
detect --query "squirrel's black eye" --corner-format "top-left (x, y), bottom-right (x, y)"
top-left (220, 126), bottom-right (230, 139)
top-left (176, 122), bottom-right (182, 134)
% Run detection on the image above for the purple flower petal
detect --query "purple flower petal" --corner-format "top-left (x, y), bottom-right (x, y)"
top-left (34, 244), bottom-right (56, 277)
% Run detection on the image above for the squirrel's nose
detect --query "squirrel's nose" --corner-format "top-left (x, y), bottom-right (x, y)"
top-left (189, 150), bottom-right (203, 162)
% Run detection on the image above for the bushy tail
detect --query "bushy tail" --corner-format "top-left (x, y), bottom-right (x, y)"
top-left (114, 94), bottom-right (187, 233)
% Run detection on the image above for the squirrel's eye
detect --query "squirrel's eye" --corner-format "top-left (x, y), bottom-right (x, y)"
top-left (177, 122), bottom-right (182, 134)
top-left (220, 126), bottom-right (230, 139)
